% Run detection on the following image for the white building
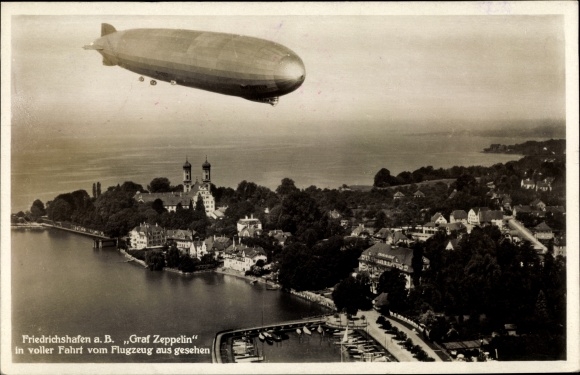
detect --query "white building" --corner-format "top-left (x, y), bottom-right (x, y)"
top-left (129, 223), bottom-right (165, 249)
top-left (223, 246), bottom-right (267, 272)
top-left (237, 214), bottom-right (262, 233)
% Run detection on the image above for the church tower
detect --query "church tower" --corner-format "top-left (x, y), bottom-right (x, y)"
top-left (183, 158), bottom-right (192, 193)
top-left (202, 156), bottom-right (211, 184)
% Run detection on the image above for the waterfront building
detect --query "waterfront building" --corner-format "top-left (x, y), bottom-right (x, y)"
top-left (358, 242), bottom-right (430, 291)
top-left (129, 223), bottom-right (165, 249)
top-left (166, 229), bottom-right (197, 253)
top-left (191, 240), bottom-right (208, 259)
top-left (223, 244), bottom-right (267, 272)
top-left (204, 236), bottom-right (233, 259)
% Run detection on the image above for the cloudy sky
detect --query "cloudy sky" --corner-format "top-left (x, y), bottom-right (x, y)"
top-left (4, 2), bottom-right (572, 144)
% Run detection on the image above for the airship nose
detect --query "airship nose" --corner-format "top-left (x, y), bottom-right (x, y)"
top-left (274, 54), bottom-right (306, 92)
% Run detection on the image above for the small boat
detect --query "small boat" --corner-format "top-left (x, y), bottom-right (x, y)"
top-left (265, 336), bottom-right (273, 345)
top-left (266, 285), bottom-right (280, 290)
top-left (258, 332), bottom-right (265, 341)
top-left (235, 355), bottom-right (264, 363)
top-left (296, 328), bottom-right (302, 335)
top-left (280, 332), bottom-right (290, 340)
top-left (317, 325), bottom-right (323, 334)
top-left (249, 279), bottom-right (257, 285)
top-left (263, 331), bottom-right (272, 338)
top-left (272, 334), bottom-right (282, 342)
top-left (303, 326), bottom-right (312, 335)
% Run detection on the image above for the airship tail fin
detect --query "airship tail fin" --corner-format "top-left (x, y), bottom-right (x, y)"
top-left (101, 23), bottom-right (117, 37)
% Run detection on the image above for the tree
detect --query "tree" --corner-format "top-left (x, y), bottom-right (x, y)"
top-left (46, 198), bottom-right (72, 221)
top-left (332, 276), bottom-right (372, 315)
top-left (92, 183), bottom-right (97, 198)
top-left (152, 199), bottom-right (166, 214)
top-left (377, 268), bottom-right (408, 313)
top-left (276, 178), bottom-right (299, 196)
top-left (178, 253), bottom-right (197, 273)
top-left (374, 168), bottom-right (398, 188)
top-left (96, 182), bottom-right (101, 197)
top-left (145, 251), bottom-right (165, 271)
top-left (148, 177), bottom-right (172, 193)
top-left (30, 199), bottom-right (46, 219)
top-left (166, 245), bottom-right (181, 268)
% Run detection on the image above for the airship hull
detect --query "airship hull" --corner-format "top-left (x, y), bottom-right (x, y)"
top-left (86, 25), bottom-right (305, 104)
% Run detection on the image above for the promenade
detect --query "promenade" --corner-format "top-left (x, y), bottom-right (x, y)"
top-left (325, 310), bottom-right (444, 362)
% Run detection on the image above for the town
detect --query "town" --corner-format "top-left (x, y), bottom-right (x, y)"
top-left (12, 139), bottom-right (567, 362)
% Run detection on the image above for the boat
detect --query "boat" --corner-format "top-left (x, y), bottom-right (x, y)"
top-left (296, 328), bottom-right (302, 335)
top-left (258, 332), bottom-right (265, 341)
top-left (317, 325), bottom-right (324, 334)
top-left (235, 355), bottom-right (264, 363)
top-left (263, 331), bottom-right (272, 338)
top-left (249, 279), bottom-right (257, 285)
top-left (265, 337), bottom-right (273, 345)
top-left (266, 285), bottom-right (280, 290)
top-left (280, 332), bottom-right (290, 340)
top-left (272, 333), bottom-right (282, 342)
top-left (303, 326), bottom-right (312, 335)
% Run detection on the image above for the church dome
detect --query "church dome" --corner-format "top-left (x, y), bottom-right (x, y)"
top-left (202, 157), bottom-right (211, 168)
top-left (183, 159), bottom-right (191, 168)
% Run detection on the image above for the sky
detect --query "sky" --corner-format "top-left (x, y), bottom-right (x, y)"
top-left (5, 2), bottom-right (571, 145)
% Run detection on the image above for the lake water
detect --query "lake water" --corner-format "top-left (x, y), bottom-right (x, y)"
top-left (11, 132), bottom-right (528, 212)
top-left (10, 229), bottom-right (330, 363)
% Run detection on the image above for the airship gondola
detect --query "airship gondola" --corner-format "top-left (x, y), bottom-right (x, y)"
top-left (84, 23), bottom-right (306, 105)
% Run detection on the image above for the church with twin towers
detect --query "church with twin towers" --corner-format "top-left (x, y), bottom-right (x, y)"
top-left (134, 157), bottom-right (215, 214)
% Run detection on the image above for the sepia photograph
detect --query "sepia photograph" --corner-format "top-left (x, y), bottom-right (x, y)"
top-left (1, 2), bottom-right (578, 374)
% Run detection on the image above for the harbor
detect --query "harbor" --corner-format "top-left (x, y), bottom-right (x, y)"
top-left (213, 316), bottom-right (396, 363)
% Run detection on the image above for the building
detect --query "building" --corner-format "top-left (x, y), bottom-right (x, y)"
top-left (534, 222), bottom-right (554, 241)
top-left (134, 191), bottom-right (192, 213)
top-left (450, 210), bottom-right (468, 224)
top-left (479, 210), bottom-right (504, 227)
top-left (393, 191), bottom-right (405, 200)
top-left (535, 181), bottom-right (552, 192)
top-left (445, 239), bottom-right (460, 251)
top-left (129, 223), bottom-right (165, 249)
top-left (269, 230), bottom-right (292, 246)
top-left (166, 229), bottom-right (197, 253)
top-left (467, 207), bottom-right (490, 225)
top-left (204, 236), bottom-right (233, 259)
top-left (431, 212), bottom-right (448, 225)
top-left (553, 235), bottom-right (566, 257)
top-left (413, 190), bottom-right (425, 199)
top-left (521, 179), bottom-right (535, 190)
top-left (530, 199), bottom-right (547, 211)
top-left (440, 222), bottom-right (467, 235)
top-left (358, 242), bottom-right (430, 291)
top-left (237, 214), bottom-right (262, 234)
top-left (134, 157), bottom-right (215, 215)
top-left (223, 244), bottom-right (267, 272)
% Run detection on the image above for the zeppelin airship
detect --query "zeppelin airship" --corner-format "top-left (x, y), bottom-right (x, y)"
top-left (84, 23), bottom-right (306, 106)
